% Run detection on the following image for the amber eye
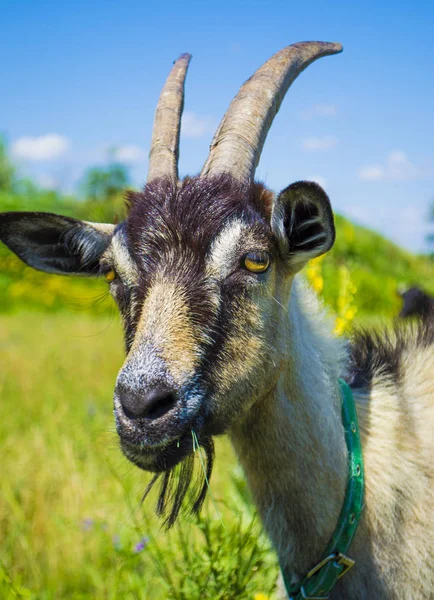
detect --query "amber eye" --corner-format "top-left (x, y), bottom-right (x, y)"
top-left (104, 269), bottom-right (117, 283)
top-left (243, 251), bottom-right (270, 273)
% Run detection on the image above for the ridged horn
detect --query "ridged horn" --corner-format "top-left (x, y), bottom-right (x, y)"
top-left (201, 42), bottom-right (342, 183)
top-left (147, 53), bottom-right (191, 183)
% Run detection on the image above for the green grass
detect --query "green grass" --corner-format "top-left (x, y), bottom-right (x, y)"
top-left (0, 312), bottom-right (278, 600)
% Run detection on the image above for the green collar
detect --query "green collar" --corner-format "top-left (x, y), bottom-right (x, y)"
top-left (282, 378), bottom-right (365, 600)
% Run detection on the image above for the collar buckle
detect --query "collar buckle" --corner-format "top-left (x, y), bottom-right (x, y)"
top-left (335, 553), bottom-right (356, 579)
top-left (306, 551), bottom-right (355, 581)
top-left (291, 553), bottom-right (355, 599)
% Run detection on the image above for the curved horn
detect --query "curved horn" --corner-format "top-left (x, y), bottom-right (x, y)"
top-left (147, 53), bottom-right (191, 183)
top-left (201, 42), bottom-right (342, 183)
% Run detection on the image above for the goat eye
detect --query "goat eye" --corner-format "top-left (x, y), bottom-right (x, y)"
top-left (243, 252), bottom-right (270, 273)
top-left (104, 269), bottom-right (117, 283)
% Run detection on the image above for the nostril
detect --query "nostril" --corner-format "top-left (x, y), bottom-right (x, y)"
top-left (144, 389), bottom-right (178, 419)
top-left (118, 385), bottom-right (178, 421)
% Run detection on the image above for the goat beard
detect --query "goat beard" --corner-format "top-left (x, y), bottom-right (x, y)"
top-left (141, 436), bottom-right (215, 528)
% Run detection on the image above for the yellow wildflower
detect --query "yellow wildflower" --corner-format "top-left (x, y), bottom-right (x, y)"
top-left (306, 255), bottom-right (325, 295)
top-left (334, 265), bottom-right (357, 335)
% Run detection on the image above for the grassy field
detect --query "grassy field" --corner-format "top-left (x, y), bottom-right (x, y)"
top-left (0, 311), bottom-right (278, 600)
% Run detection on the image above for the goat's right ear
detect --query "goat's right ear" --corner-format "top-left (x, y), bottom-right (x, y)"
top-left (0, 212), bottom-right (115, 276)
top-left (271, 181), bottom-right (335, 273)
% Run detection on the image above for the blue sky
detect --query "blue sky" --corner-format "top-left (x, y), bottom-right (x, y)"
top-left (1, 0), bottom-right (434, 252)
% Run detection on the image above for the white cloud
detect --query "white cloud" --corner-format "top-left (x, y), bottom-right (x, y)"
top-left (181, 111), bottom-right (215, 139)
top-left (112, 145), bottom-right (144, 163)
top-left (12, 134), bottom-right (70, 161)
top-left (302, 136), bottom-right (338, 151)
top-left (300, 103), bottom-right (337, 119)
top-left (308, 175), bottom-right (327, 188)
top-left (358, 166), bottom-right (384, 181)
top-left (389, 150), bottom-right (406, 164)
top-left (358, 150), bottom-right (422, 182)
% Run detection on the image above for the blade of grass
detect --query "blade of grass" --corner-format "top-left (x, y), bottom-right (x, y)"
top-left (191, 430), bottom-right (224, 528)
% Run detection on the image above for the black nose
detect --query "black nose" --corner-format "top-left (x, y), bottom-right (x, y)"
top-left (117, 384), bottom-right (178, 420)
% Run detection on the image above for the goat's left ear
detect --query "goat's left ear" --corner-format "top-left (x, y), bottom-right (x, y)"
top-left (271, 181), bottom-right (335, 272)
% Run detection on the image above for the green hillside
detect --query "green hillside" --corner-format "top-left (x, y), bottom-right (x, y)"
top-left (1, 188), bottom-right (433, 319)
top-left (323, 214), bottom-right (434, 317)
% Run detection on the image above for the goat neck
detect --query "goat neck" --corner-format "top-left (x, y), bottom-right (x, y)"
top-left (229, 278), bottom-right (348, 582)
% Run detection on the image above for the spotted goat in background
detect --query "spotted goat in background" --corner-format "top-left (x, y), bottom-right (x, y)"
top-left (1, 42), bottom-right (433, 599)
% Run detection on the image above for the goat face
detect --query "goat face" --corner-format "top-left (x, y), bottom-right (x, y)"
top-left (110, 175), bottom-right (281, 473)
top-left (106, 175), bottom-right (335, 474)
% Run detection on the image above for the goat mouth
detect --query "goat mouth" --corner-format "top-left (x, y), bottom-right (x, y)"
top-left (120, 430), bottom-right (195, 473)
top-left (121, 430), bottom-right (215, 529)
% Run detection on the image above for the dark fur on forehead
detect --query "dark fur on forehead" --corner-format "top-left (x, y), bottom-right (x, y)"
top-left (121, 174), bottom-right (274, 356)
top-left (125, 174), bottom-right (273, 266)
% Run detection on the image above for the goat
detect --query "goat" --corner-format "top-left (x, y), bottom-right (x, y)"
top-left (1, 42), bottom-right (434, 599)
top-left (399, 285), bottom-right (434, 319)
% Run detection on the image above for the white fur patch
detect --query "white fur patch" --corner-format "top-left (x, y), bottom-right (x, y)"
top-left (207, 218), bottom-right (245, 279)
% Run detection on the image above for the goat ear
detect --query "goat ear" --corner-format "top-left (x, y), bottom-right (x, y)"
top-left (271, 181), bottom-right (335, 272)
top-left (0, 212), bottom-right (115, 276)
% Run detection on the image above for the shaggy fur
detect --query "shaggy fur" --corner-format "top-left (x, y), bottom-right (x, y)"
top-left (349, 315), bottom-right (434, 388)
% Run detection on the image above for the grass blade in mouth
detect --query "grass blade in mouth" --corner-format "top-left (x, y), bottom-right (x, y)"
top-left (191, 429), bottom-right (224, 527)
